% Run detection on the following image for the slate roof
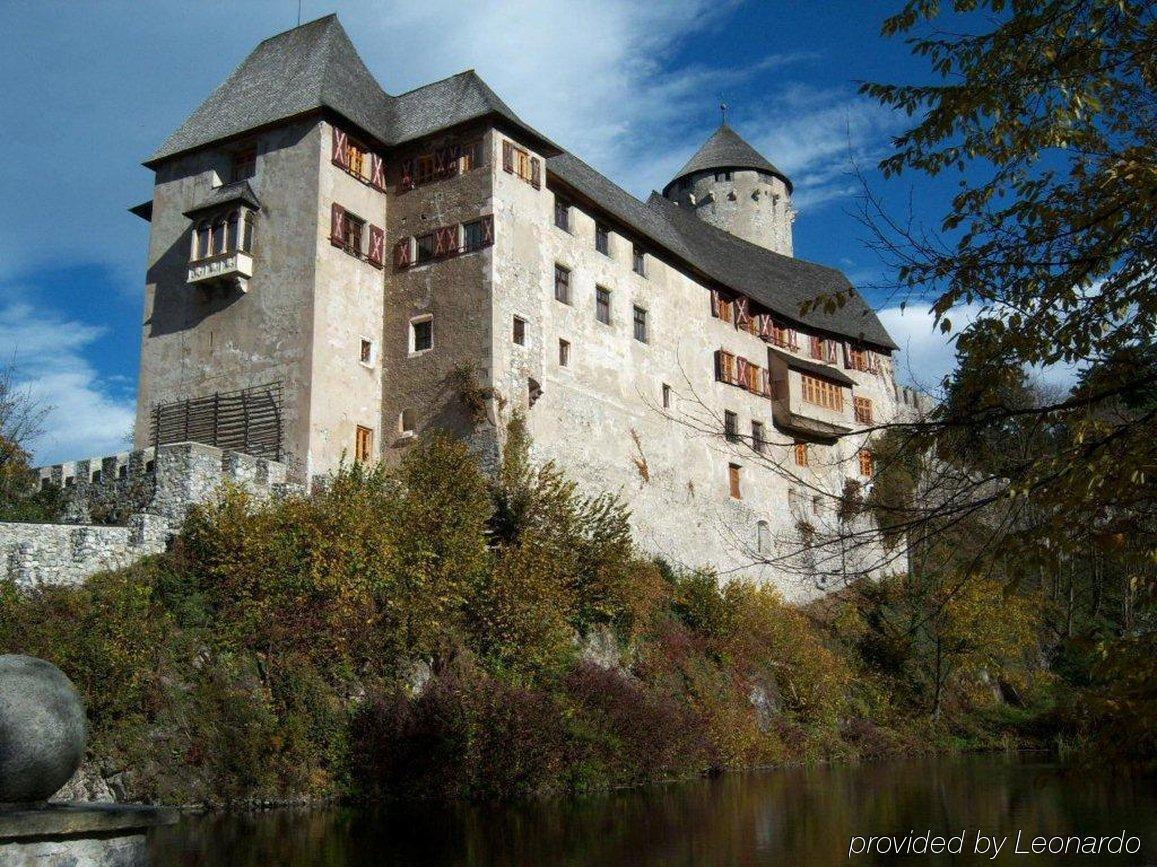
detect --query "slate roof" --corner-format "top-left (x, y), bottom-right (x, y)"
top-left (182, 181), bottom-right (261, 218)
top-left (146, 15), bottom-right (895, 350)
top-left (146, 15), bottom-right (552, 166)
top-left (664, 124), bottom-right (792, 194)
top-left (548, 152), bottom-right (896, 349)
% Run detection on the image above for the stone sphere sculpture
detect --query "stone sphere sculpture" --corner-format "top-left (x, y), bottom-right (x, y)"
top-left (0, 655), bottom-right (87, 803)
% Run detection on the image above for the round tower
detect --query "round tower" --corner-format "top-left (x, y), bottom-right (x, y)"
top-left (662, 123), bottom-right (795, 257)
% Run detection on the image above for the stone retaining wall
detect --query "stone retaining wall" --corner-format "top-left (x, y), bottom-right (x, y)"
top-left (2, 442), bottom-right (294, 587)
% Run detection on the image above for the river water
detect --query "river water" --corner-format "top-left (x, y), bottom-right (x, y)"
top-left (149, 754), bottom-right (1155, 865)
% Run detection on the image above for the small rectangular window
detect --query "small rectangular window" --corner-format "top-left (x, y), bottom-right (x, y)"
top-left (633, 306), bottom-right (648, 343)
top-left (794, 441), bottom-right (809, 467)
top-left (416, 154), bottom-right (436, 186)
top-left (355, 425), bottom-right (374, 463)
top-left (360, 338), bottom-right (374, 365)
top-left (559, 339), bottom-right (570, 366)
top-left (554, 196), bottom-right (571, 231)
top-left (729, 463), bottom-right (742, 499)
top-left (410, 317), bottom-right (433, 353)
top-left (859, 449), bottom-right (874, 477)
top-left (415, 232), bottom-right (436, 263)
top-left (809, 335), bottom-right (824, 360)
top-left (662, 383), bottom-right (671, 409)
top-left (801, 374), bottom-right (845, 412)
top-left (595, 224), bottom-right (610, 256)
top-left (633, 245), bottom-right (646, 277)
top-left (854, 397), bottom-right (873, 425)
top-left (343, 212), bottom-right (365, 256)
top-left (400, 408), bottom-right (416, 435)
top-left (462, 219), bottom-right (485, 252)
top-left (752, 421), bottom-right (765, 454)
top-left (724, 410), bottom-right (739, 443)
top-left (513, 316), bottom-right (526, 345)
top-left (595, 286), bottom-right (611, 324)
top-left (460, 140), bottom-right (484, 172)
top-left (554, 264), bottom-right (571, 304)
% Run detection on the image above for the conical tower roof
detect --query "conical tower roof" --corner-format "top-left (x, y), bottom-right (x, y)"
top-left (664, 123), bottom-right (792, 194)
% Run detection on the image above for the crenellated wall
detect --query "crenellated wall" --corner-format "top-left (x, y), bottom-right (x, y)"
top-left (2, 442), bottom-right (295, 587)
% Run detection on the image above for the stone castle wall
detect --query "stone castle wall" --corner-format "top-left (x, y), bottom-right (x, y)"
top-left (1, 442), bottom-right (292, 588)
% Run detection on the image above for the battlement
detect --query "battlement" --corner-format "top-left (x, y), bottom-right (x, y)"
top-left (4, 442), bottom-right (296, 587)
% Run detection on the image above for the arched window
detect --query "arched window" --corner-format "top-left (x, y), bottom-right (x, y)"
top-left (757, 520), bottom-right (770, 554)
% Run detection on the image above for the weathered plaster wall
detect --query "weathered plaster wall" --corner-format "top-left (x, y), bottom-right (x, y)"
top-left (666, 169), bottom-right (794, 256)
top-left (134, 118), bottom-right (323, 478)
top-left (380, 125), bottom-right (498, 469)
top-left (486, 147), bottom-right (900, 601)
top-left (307, 121), bottom-right (390, 477)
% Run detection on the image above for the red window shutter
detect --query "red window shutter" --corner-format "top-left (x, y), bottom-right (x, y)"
top-left (710, 290), bottom-right (721, 319)
top-left (434, 225), bottom-right (456, 257)
top-left (842, 342), bottom-right (851, 368)
top-left (734, 297), bottom-right (749, 330)
top-left (447, 143), bottom-right (462, 178)
top-left (761, 368), bottom-right (772, 398)
top-left (736, 357), bottom-right (749, 390)
top-left (530, 157), bottom-right (541, 190)
top-left (757, 314), bottom-right (772, 340)
top-left (433, 147), bottom-right (447, 177)
top-left (502, 140), bottom-right (514, 174)
top-left (370, 154), bottom-right (386, 191)
top-left (330, 203), bottom-right (345, 246)
top-left (368, 225), bottom-right (384, 268)
top-left (393, 237), bottom-right (412, 269)
top-left (399, 159), bottom-right (414, 191)
top-left (481, 214), bottom-right (494, 245)
top-left (331, 127), bottom-right (349, 169)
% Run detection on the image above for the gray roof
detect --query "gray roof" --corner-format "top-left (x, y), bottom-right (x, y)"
top-left (665, 124), bottom-right (792, 194)
top-left (182, 181), bottom-right (261, 218)
top-left (547, 152), bottom-right (896, 349)
top-left (146, 15), bottom-right (894, 350)
top-left (146, 15), bottom-right (552, 166)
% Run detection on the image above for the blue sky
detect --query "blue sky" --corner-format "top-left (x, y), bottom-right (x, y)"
top-left (1, 0), bottom-right (970, 464)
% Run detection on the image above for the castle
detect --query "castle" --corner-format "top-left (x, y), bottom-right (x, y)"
top-left (68, 15), bottom-right (913, 598)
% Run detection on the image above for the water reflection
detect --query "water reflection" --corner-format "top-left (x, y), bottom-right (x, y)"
top-left (150, 755), bottom-right (1156, 865)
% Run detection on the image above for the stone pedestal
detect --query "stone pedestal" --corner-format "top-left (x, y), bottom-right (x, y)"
top-left (0, 804), bottom-right (176, 867)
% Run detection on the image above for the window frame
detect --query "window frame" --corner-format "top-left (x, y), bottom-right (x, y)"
top-left (229, 146), bottom-right (257, 183)
top-left (595, 223), bottom-right (610, 256)
top-left (559, 338), bottom-right (570, 367)
top-left (728, 463), bottom-right (742, 499)
top-left (632, 305), bottom-right (648, 343)
top-left (359, 337), bottom-right (376, 367)
top-left (859, 448), bottom-right (874, 477)
top-left (512, 316), bottom-right (527, 346)
top-left (662, 383), bottom-right (672, 409)
top-left (724, 410), bottom-right (739, 443)
top-left (355, 425), bottom-right (374, 463)
top-left (554, 264), bottom-right (571, 304)
top-left (800, 374), bottom-right (845, 412)
top-left (595, 286), bottom-right (611, 325)
top-left (794, 441), bottom-right (809, 467)
top-left (854, 396), bottom-right (873, 425)
top-left (751, 420), bottom-right (765, 454)
top-left (409, 315), bottom-right (434, 355)
top-left (554, 196), bottom-right (571, 232)
top-left (632, 245), bottom-right (646, 277)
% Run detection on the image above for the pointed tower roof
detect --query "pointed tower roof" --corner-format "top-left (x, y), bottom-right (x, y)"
top-left (146, 14), bottom-right (391, 166)
top-left (663, 123), bottom-right (792, 195)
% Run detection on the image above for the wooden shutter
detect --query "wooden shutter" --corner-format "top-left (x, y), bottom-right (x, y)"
top-left (399, 159), bottom-right (414, 191)
top-left (433, 147), bottom-right (448, 177)
top-left (393, 237), bottom-right (412, 269)
top-left (502, 140), bottom-right (514, 174)
top-left (368, 225), bottom-right (384, 268)
top-left (433, 225), bottom-right (456, 258)
top-left (736, 357), bottom-right (749, 390)
top-left (481, 214), bottom-right (494, 246)
top-left (329, 203), bottom-right (346, 246)
top-left (757, 314), bottom-right (772, 340)
top-left (331, 127), bottom-right (349, 169)
top-left (530, 157), bottom-right (541, 190)
top-left (761, 368), bottom-right (772, 399)
top-left (842, 342), bottom-right (851, 368)
top-left (714, 349), bottom-right (725, 382)
top-left (710, 289), bottom-right (721, 318)
top-left (370, 154), bottom-right (386, 191)
top-left (734, 297), bottom-right (750, 330)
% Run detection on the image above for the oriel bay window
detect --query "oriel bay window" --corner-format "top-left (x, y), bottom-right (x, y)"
top-left (191, 209), bottom-right (255, 261)
top-left (801, 373), bottom-right (845, 412)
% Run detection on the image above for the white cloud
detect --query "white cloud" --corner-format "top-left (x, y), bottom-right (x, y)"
top-left (880, 302), bottom-right (1080, 396)
top-left (0, 297), bottom-right (136, 466)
